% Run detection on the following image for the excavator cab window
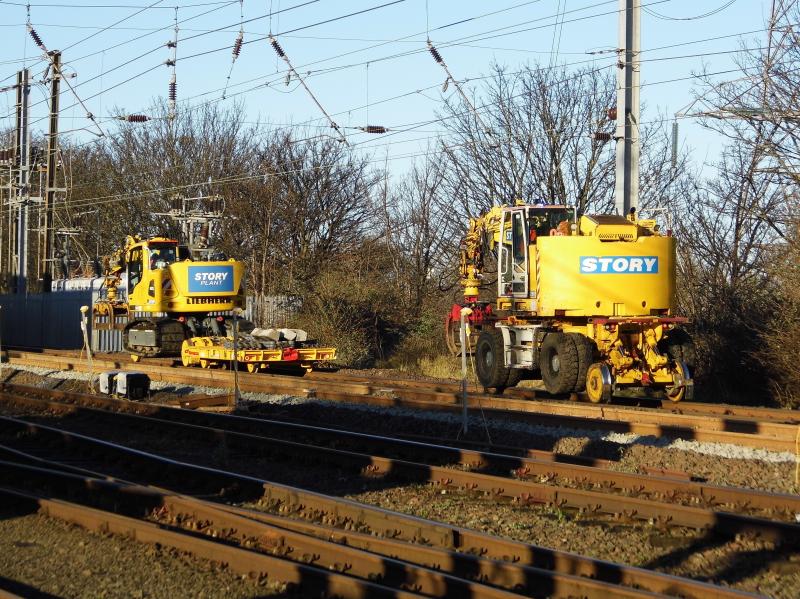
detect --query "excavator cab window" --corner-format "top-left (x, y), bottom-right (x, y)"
top-left (527, 207), bottom-right (575, 239)
top-left (128, 248), bottom-right (143, 293)
top-left (148, 244), bottom-right (177, 270)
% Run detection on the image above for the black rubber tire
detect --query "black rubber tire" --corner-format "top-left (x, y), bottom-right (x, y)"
top-left (539, 332), bottom-right (579, 394)
top-left (659, 327), bottom-right (696, 374)
top-left (475, 329), bottom-right (510, 393)
top-left (566, 333), bottom-right (595, 393)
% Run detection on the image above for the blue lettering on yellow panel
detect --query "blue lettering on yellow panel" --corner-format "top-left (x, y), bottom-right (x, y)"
top-left (580, 256), bottom-right (659, 274)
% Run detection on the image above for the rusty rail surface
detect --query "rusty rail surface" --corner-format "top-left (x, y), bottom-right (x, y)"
top-left (0, 485), bottom-right (427, 599)
top-left (11, 348), bottom-right (799, 421)
top-left (4, 382), bottom-right (798, 521)
top-left (5, 350), bottom-right (800, 452)
top-left (0, 460), bottom-right (673, 599)
top-left (0, 406), bottom-right (756, 598)
top-left (8, 349), bottom-right (798, 417)
top-left (2, 390), bottom-right (799, 545)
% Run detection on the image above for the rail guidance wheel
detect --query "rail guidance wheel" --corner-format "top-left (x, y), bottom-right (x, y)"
top-left (665, 361), bottom-right (690, 403)
top-left (475, 328), bottom-right (510, 393)
top-left (246, 362), bottom-right (258, 373)
top-left (585, 362), bottom-right (612, 403)
top-left (539, 333), bottom-right (579, 395)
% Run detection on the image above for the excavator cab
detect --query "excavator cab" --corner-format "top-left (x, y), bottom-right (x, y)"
top-left (498, 205), bottom-right (575, 298)
top-left (126, 238), bottom-right (180, 298)
top-left (498, 207), bottom-right (529, 297)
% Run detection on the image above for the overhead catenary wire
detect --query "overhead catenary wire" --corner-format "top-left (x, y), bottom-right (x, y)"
top-left (0, 0), bottom-right (396, 123)
top-left (16, 64), bottom-right (621, 215)
top-left (6, 0), bottom-right (768, 162)
top-left (17, 59), bottom-right (760, 219)
top-left (0, 1), bottom-right (240, 69)
top-left (62, 0), bottom-right (167, 53)
top-left (221, 0), bottom-right (245, 100)
top-left (643, 0), bottom-right (738, 21)
top-left (26, 22), bottom-right (107, 138)
top-left (0, 0), bottom-right (633, 119)
top-left (168, 26), bottom-right (777, 122)
top-left (0, 1), bottom-right (232, 8)
top-left (9, 0), bottom-right (607, 128)
top-left (57, 35), bottom-right (775, 195)
top-left (3, 2), bottom-right (772, 151)
top-left (269, 34), bottom-right (348, 144)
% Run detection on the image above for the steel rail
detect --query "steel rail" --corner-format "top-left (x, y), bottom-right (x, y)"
top-left (0, 461), bottom-right (532, 599)
top-left (2, 381), bottom-right (614, 469)
top-left (304, 370), bottom-right (800, 423)
top-left (0, 445), bottom-right (648, 599)
top-left (0, 409), bottom-right (756, 598)
top-left (4, 382), bottom-right (797, 519)
top-left (0, 459), bottom-right (671, 599)
top-left (6, 351), bottom-right (799, 452)
top-left (10, 349), bottom-right (800, 423)
top-left (0, 486), bottom-right (425, 599)
top-left (1, 398), bottom-right (798, 545)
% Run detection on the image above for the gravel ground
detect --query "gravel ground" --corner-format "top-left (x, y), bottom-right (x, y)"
top-left (0, 505), bottom-right (279, 599)
top-left (6, 402), bottom-right (800, 599)
top-left (339, 485), bottom-right (800, 599)
top-left (3, 366), bottom-right (800, 598)
top-left (240, 400), bottom-right (800, 494)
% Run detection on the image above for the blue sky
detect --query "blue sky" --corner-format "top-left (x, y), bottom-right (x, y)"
top-left (0, 0), bottom-right (775, 179)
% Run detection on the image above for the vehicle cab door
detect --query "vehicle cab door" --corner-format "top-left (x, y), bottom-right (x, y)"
top-left (497, 206), bottom-right (529, 299)
top-left (127, 247), bottom-right (144, 298)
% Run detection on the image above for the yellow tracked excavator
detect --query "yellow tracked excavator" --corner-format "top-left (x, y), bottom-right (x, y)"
top-left (93, 235), bottom-right (335, 370)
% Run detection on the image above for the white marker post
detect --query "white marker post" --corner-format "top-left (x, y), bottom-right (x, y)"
top-left (80, 305), bottom-right (95, 392)
top-left (232, 307), bottom-right (243, 409)
top-left (459, 307), bottom-right (473, 436)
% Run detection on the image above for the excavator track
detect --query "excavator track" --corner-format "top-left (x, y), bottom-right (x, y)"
top-left (123, 318), bottom-right (188, 358)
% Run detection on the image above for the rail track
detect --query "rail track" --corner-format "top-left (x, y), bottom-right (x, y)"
top-left (2, 384), bottom-right (799, 542)
top-left (5, 349), bottom-right (800, 453)
top-left (0, 396), bottom-right (761, 599)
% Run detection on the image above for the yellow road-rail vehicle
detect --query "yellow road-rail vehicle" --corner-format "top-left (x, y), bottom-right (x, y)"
top-left (448, 203), bottom-right (694, 402)
top-left (94, 235), bottom-right (335, 371)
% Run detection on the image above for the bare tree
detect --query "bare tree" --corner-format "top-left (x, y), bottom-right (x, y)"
top-left (435, 62), bottom-right (683, 221)
top-left (677, 4), bottom-right (800, 404)
top-left (251, 130), bottom-right (381, 291)
top-left (695, 2), bottom-right (800, 191)
top-left (65, 100), bottom-right (262, 261)
top-left (382, 153), bottom-right (455, 311)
